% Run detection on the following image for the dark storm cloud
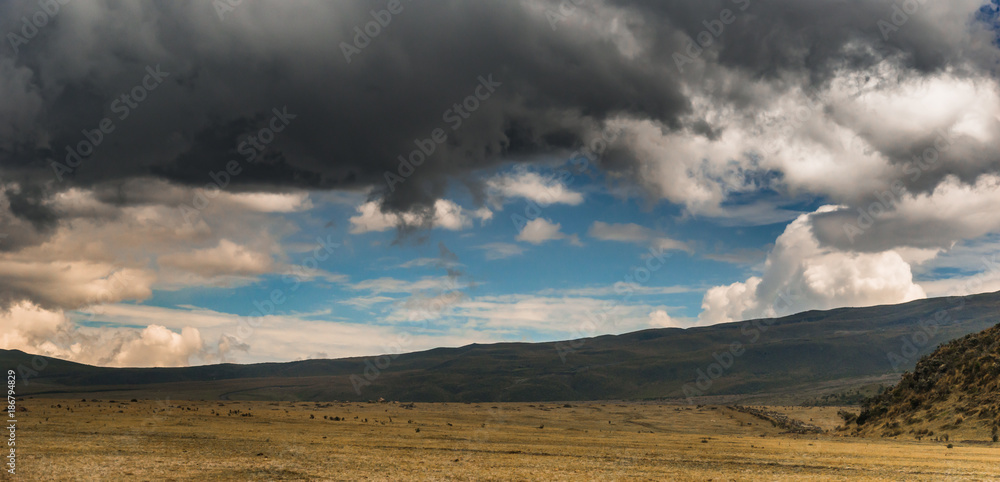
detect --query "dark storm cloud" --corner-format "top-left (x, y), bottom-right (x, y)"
top-left (0, 0), bottom-right (689, 222)
top-left (615, 0), bottom-right (996, 80)
top-left (0, 0), bottom-right (997, 238)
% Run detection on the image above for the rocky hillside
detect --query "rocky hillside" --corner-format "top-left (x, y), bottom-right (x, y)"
top-left (847, 322), bottom-right (1000, 443)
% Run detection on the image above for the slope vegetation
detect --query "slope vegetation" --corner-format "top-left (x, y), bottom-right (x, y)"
top-left (850, 322), bottom-right (1000, 443)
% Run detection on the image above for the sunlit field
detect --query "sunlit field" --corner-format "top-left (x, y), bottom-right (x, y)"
top-left (17, 399), bottom-right (1000, 481)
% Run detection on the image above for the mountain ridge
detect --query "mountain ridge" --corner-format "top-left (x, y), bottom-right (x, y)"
top-left (5, 291), bottom-right (1000, 403)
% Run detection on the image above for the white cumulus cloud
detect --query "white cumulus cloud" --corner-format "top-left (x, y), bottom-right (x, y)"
top-left (349, 199), bottom-right (484, 234)
top-left (486, 170), bottom-right (584, 207)
top-left (516, 218), bottom-right (580, 245)
top-left (699, 206), bottom-right (927, 325)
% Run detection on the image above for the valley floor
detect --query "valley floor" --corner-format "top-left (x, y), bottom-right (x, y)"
top-left (13, 399), bottom-right (1000, 481)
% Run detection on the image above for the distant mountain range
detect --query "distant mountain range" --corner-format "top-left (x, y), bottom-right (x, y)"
top-left (5, 291), bottom-right (999, 403)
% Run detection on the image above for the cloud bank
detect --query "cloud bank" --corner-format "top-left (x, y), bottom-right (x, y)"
top-left (0, 0), bottom-right (999, 365)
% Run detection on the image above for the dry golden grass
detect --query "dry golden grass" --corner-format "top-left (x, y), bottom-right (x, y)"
top-left (765, 406), bottom-right (853, 432)
top-left (14, 399), bottom-right (1000, 481)
top-left (853, 392), bottom-right (1000, 443)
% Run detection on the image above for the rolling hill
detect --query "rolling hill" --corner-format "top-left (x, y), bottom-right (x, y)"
top-left (5, 291), bottom-right (1000, 403)
top-left (848, 320), bottom-right (1000, 443)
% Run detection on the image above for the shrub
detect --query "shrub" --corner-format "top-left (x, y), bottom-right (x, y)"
top-left (838, 410), bottom-right (858, 425)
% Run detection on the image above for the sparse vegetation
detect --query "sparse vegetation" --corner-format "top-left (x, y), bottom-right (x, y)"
top-left (16, 399), bottom-right (1000, 480)
top-left (837, 410), bottom-right (857, 425)
top-left (850, 322), bottom-right (1000, 443)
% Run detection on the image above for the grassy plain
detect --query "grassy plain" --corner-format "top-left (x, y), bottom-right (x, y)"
top-left (13, 399), bottom-right (1000, 481)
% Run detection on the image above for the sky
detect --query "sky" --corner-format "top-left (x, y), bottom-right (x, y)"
top-left (0, 0), bottom-right (999, 367)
